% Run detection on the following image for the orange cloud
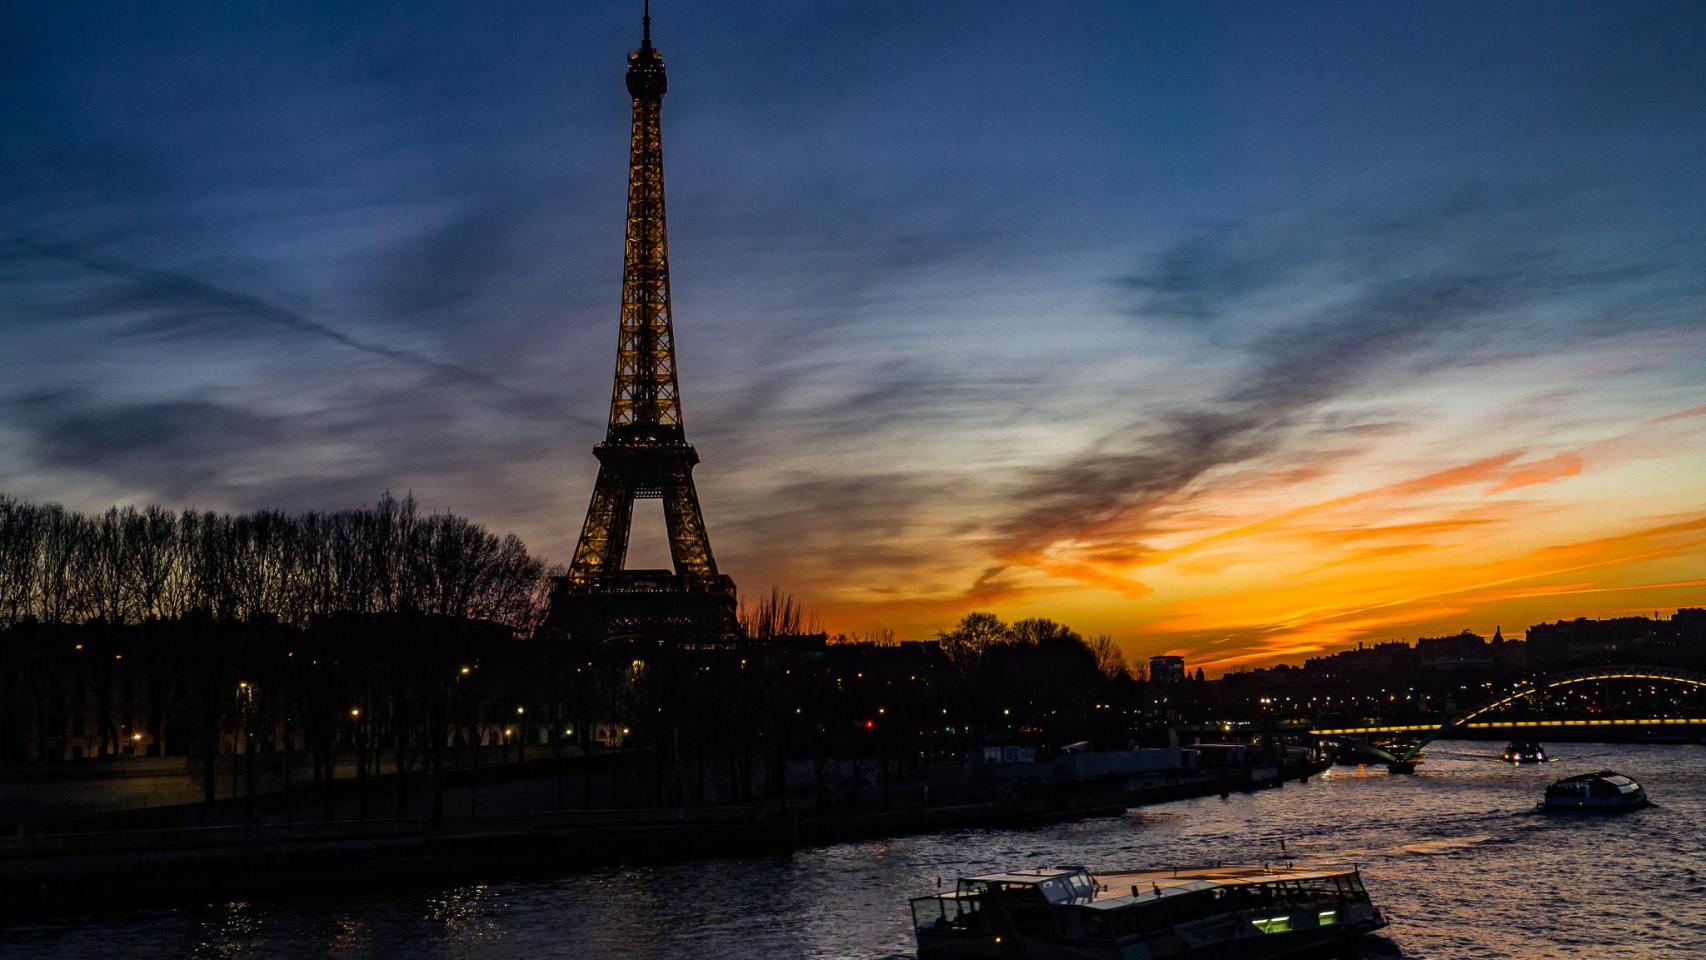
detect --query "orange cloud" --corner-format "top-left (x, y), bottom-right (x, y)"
top-left (802, 402), bottom-right (1706, 666)
top-left (1143, 452), bottom-right (1528, 566)
top-left (1129, 512), bottom-right (1706, 671)
top-left (1649, 403), bottom-right (1706, 425)
top-left (1486, 452), bottom-right (1583, 493)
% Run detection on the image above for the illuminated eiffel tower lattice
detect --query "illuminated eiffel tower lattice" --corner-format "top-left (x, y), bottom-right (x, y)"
top-left (547, 6), bottom-right (738, 645)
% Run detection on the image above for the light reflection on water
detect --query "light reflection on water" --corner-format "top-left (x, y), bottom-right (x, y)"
top-left (7, 741), bottom-right (1706, 959)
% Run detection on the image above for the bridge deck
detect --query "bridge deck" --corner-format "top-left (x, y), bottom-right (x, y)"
top-left (1315, 716), bottom-right (1706, 736)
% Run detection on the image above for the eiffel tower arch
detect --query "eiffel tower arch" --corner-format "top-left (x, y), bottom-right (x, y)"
top-left (545, 7), bottom-right (739, 648)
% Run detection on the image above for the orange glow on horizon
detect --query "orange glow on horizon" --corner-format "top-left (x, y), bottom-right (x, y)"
top-left (798, 401), bottom-right (1706, 676)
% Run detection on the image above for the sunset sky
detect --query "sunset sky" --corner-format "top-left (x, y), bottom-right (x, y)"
top-left (4, 2), bottom-right (1704, 672)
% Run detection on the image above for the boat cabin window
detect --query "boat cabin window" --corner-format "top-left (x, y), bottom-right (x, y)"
top-left (1036, 873), bottom-right (1094, 904)
top-left (1273, 876), bottom-right (1356, 902)
top-left (911, 895), bottom-right (986, 935)
top-left (982, 880), bottom-right (1053, 904)
top-left (1036, 877), bottom-right (1069, 903)
top-left (956, 879), bottom-right (991, 897)
top-left (1323, 874), bottom-right (1366, 897)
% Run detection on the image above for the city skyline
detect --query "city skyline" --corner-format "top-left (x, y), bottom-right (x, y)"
top-left (4, 2), bottom-right (1706, 672)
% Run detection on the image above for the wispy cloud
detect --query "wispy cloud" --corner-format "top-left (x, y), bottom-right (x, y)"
top-left (14, 239), bottom-right (568, 411)
top-left (969, 188), bottom-right (1703, 609)
top-left (3, 3), bottom-right (1705, 669)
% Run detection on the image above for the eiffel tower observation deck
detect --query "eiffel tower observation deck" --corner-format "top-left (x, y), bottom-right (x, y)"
top-left (545, 5), bottom-right (739, 646)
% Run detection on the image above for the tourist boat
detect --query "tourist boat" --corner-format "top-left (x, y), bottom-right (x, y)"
top-left (909, 863), bottom-right (1387, 959)
top-left (1539, 770), bottom-right (1648, 812)
top-left (1502, 739), bottom-right (1546, 764)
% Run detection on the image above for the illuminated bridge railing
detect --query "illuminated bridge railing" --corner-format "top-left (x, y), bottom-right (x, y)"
top-left (1313, 717), bottom-right (1706, 736)
top-left (1313, 666), bottom-right (1706, 758)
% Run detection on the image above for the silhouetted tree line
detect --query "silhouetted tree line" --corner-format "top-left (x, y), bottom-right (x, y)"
top-left (580, 608), bottom-right (1146, 811)
top-left (937, 611), bottom-right (1132, 680)
top-left (0, 492), bottom-right (566, 822)
top-left (0, 492), bottom-right (550, 629)
top-left (934, 612), bottom-right (1141, 745)
top-left (1, 491), bottom-right (1162, 820)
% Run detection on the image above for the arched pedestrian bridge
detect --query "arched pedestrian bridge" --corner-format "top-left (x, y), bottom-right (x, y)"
top-left (1310, 664), bottom-right (1706, 764)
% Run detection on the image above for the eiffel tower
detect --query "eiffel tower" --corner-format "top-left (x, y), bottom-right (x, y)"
top-left (547, 4), bottom-right (738, 645)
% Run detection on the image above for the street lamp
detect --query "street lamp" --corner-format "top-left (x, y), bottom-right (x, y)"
top-left (513, 707), bottom-right (529, 761)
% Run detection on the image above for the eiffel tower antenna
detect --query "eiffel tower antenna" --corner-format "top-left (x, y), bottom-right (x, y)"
top-left (548, 5), bottom-right (738, 646)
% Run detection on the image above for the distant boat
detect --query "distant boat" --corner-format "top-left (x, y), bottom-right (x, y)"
top-left (909, 863), bottom-right (1388, 959)
top-left (1502, 739), bottom-right (1547, 764)
top-left (1540, 771), bottom-right (1648, 812)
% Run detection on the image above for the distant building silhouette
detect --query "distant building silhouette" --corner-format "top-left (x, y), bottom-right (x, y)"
top-left (1149, 655), bottom-right (1186, 685)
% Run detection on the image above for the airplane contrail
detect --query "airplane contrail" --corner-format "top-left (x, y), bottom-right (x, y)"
top-left (15, 238), bottom-right (586, 421)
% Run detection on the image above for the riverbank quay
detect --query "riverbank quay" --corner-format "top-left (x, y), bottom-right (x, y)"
top-left (0, 756), bottom-right (1323, 923)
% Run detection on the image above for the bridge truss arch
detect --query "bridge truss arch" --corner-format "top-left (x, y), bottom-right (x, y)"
top-left (1400, 664), bottom-right (1706, 760)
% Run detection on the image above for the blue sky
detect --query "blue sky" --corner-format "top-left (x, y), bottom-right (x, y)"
top-left (4, 2), bottom-right (1704, 665)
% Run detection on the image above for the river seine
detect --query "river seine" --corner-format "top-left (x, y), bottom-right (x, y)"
top-left (6, 740), bottom-right (1704, 959)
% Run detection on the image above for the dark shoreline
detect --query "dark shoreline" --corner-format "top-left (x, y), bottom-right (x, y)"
top-left (0, 762), bottom-right (1320, 925)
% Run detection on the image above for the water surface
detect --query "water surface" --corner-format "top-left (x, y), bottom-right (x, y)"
top-left (8, 741), bottom-right (1705, 959)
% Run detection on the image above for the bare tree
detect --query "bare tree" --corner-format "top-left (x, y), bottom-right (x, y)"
top-left (0, 497), bottom-right (42, 624)
top-left (739, 587), bottom-right (819, 640)
top-left (35, 505), bottom-right (86, 624)
top-left (1088, 635), bottom-right (1129, 681)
